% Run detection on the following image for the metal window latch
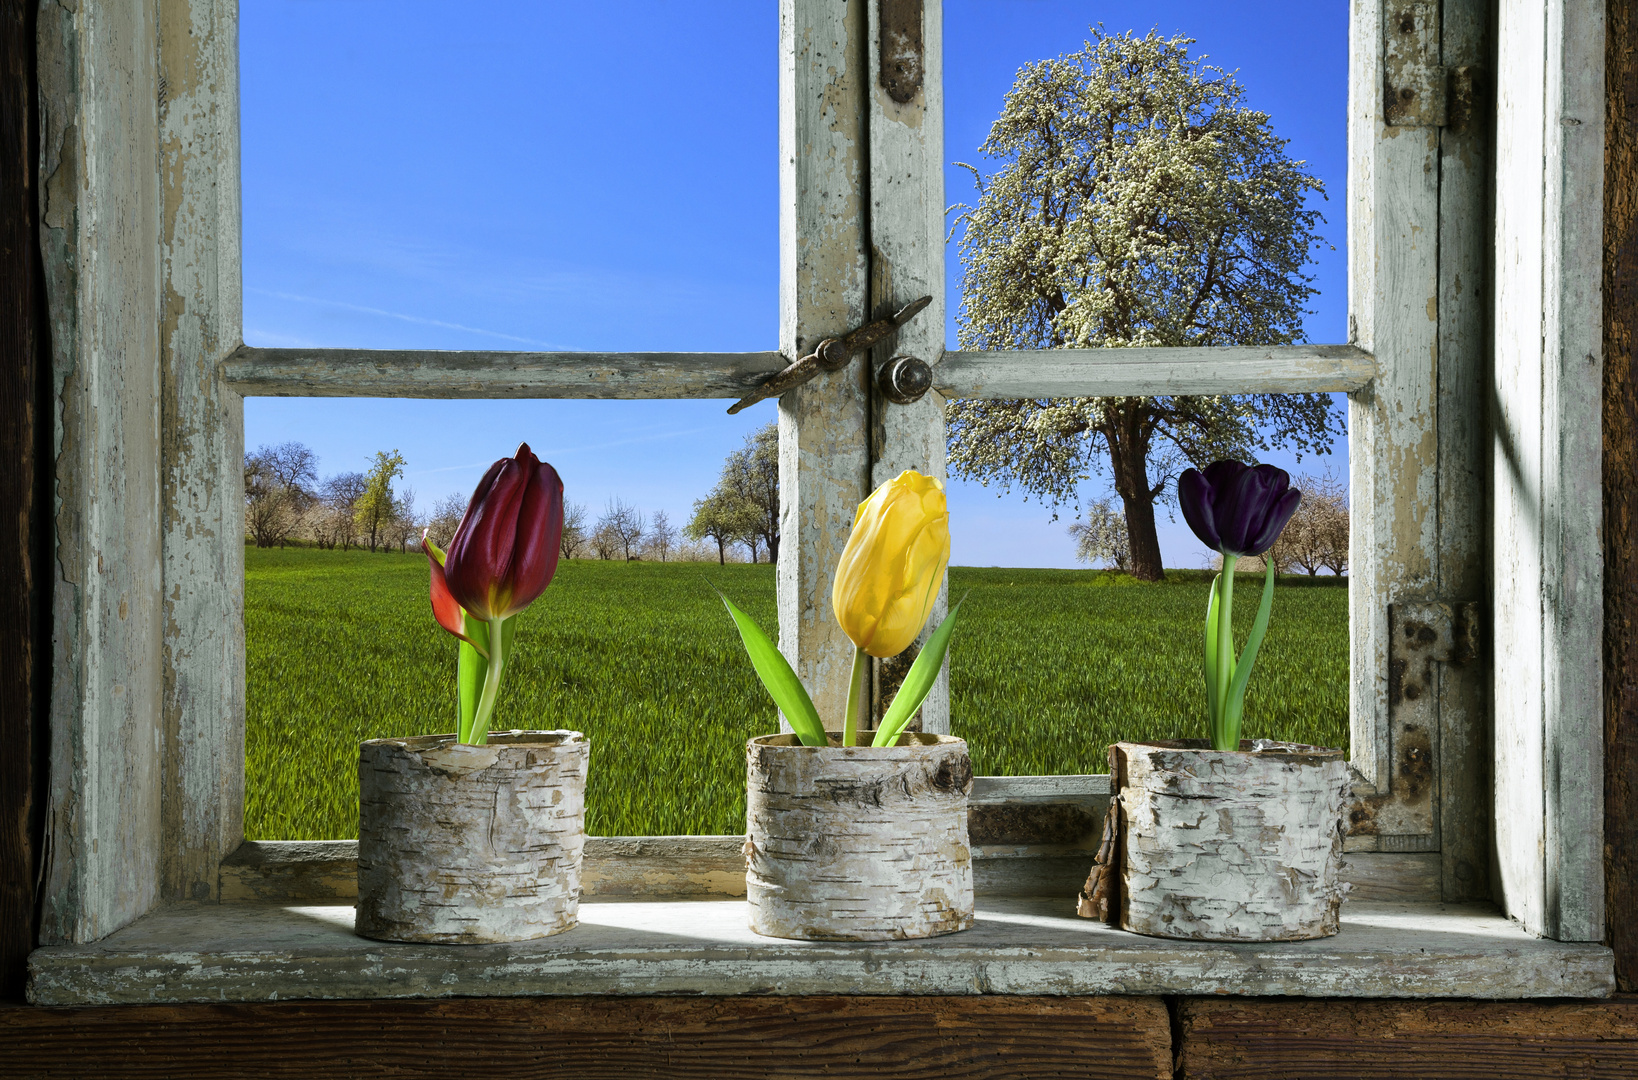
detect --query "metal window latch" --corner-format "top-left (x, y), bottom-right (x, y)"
top-left (726, 295), bottom-right (933, 415)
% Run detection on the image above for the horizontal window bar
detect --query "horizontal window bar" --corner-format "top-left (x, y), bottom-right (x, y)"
top-left (221, 343), bottom-right (1375, 400)
top-left (221, 346), bottom-right (789, 399)
top-left (934, 344), bottom-right (1375, 398)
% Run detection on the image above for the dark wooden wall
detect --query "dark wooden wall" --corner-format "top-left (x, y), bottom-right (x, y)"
top-left (1607, 0), bottom-right (1638, 996)
top-left (0, 2), bottom-right (1637, 1076)
top-left (0, 0), bottom-right (44, 1006)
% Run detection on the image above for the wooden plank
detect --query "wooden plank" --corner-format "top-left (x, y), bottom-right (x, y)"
top-left (867, 0), bottom-right (948, 731)
top-left (1604, 0), bottom-right (1638, 992)
top-left (1435, 0), bottom-right (1494, 904)
top-left (158, 0), bottom-right (243, 906)
top-left (1539, 0), bottom-right (1607, 944)
top-left (1340, 852), bottom-right (1441, 902)
top-left (776, 0), bottom-right (871, 728)
top-left (221, 346), bottom-right (788, 399)
top-left (0, 996), bottom-right (1175, 1080)
top-left (36, 0), bottom-right (166, 945)
top-left (1493, 0), bottom-right (1550, 938)
top-left (1348, 0), bottom-right (1442, 808)
top-left (1176, 997), bottom-right (1638, 1080)
top-left (221, 344), bottom-right (1377, 402)
top-left (23, 898), bottom-right (1615, 1003)
top-left (218, 829), bottom-right (1430, 905)
top-left (1494, 0), bottom-right (1607, 941)
top-left (935, 345), bottom-right (1375, 398)
top-left (0, 0), bottom-right (44, 1001)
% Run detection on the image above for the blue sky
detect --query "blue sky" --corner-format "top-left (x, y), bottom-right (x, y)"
top-left (241, 0), bottom-right (1348, 568)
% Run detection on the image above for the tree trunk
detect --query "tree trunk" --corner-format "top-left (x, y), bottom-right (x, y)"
top-left (1102, 404), bottom-right (1165, 581)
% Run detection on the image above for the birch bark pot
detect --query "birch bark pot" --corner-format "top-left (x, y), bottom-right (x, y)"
top-left (356, 729), bottom-right (588, 944)
top-left (744, 731), bottom-right (974, 941)
top-left (1087, 740), bottom-right (1350, 942)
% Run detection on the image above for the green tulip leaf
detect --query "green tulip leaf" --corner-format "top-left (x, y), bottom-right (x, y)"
top-left (457, 616), bottom-right (490, 743)
top-left (1222, 559), bottom-right (1278, 743)
top-left (873, 598), bottom-right (963, 748)
top-left (717, 590), bottom-right (826, 747)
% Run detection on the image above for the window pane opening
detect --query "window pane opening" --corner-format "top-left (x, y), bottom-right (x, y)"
top-left (242, 397), bottom-right (781, 841)
top-left (938, 0), bottom-right (1351, 777)
top-left (240, 0), bottom-right (777, 355)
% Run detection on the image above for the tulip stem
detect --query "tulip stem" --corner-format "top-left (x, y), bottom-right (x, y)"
top-left (842, 644), bottom-right (869, 748)
top-left (467, 615), bottom-right (510, 746)
top-left (1214, 561), bottom-right (1237, 751)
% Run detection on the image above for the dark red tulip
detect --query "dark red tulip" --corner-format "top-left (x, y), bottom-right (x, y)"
top-left (444, 444), bottom-right (564, 620)
top-left (1178, 460), bottom-right (1301, 557)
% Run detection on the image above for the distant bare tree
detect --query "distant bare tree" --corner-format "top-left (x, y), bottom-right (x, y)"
top-left (1068, 499), bottom-right (1131, 572)
top-left (244, 453), bottom-right (299, 548)
top-left (560, 501), bottom-right (589, 559)
top-left (312, 472), bottom-right (367, 550)
top-left (423, 492), bottom-right (467, 548)
top-left (590, 522), bottom-right (621, 561)
top-left (647, 509), bottom-right (676, 562)
top-left (257, 441), bottom-right (318, 504)
top-left (1269, 469), bottom-right (1349, 576)
top-left (600, 497), bottom-right (645, 561)
top-left (383, 488), bottom-right (422, 553)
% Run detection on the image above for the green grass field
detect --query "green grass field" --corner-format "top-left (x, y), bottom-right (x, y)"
top-left (244, 548), bottom-right (1348, 839)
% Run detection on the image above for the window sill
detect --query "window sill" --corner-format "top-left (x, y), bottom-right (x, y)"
top-left (26, 897), bottom-right (1613, 1005)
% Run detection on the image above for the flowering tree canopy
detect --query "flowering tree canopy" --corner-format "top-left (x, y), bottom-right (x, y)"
top-left (946, 29), bottom-right (1342, 580)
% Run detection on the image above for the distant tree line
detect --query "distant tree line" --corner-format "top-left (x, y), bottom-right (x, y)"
top-left (245, 425), bottom-right (784, 566)
top-left (244, 442), bottom-right (420, 553)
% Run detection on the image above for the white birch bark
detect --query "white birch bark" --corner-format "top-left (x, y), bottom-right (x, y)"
top-left (744, 732), bottom-right (973, 941)
top-left (357, 730), bottom-right (588, 944)
top-left (1114, 741), bottom-right (1350, 942)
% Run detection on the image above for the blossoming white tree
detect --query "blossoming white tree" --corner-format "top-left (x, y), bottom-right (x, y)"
top-left (947, 29), bottom-right (1342, 580)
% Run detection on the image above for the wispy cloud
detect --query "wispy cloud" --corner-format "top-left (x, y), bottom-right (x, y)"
top-left (247, 287), bottom-right (564, 348)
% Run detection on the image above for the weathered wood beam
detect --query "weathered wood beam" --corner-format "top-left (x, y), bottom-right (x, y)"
top-left (1176, 997), bottom-right (1638, 1080)
top-left (222, 343), bottom-right (1376, 401)
top-left (868, 0), bottom-right (949, 732)
top-left (1494, 0), bottom-right (1606, 942)
top-left (934, 344), bottom-right (1376, 398)
top-left (775, 0), bottom-right (871, 728)
top-left (159, 0), bottom-right (244, 909)
top-left (220, 345), bottom-right (788, 399)
top-left (1603, 0), bottom-right (1638, 991)
top-left (0, 0), bottom-right (44, 1001)
top-left (0, 998), bottom-right (1176, 1080)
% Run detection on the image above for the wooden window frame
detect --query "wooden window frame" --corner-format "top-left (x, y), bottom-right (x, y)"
top-left (29, 0), bottom-right (1605, 973)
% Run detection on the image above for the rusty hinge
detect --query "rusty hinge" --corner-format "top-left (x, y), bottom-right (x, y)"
top-left (1383, 3), bottom-right (1482, 132)
top-left (727, 295), bottom-right (932, 415)
top-left (1348, 600), bottom-right (1481, 848)
top-left (879, 0), bottom-right (924, 104)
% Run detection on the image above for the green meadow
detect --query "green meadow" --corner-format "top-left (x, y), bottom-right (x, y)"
top-left (244, 548), bottom-right (1348, 839)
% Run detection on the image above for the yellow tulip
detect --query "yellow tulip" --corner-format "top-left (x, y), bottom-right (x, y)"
top-left (832, 470), bottom-right (951, 658)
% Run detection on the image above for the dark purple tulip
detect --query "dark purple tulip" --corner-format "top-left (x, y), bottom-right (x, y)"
top-left (444, 444), bottom-right (565, 620)
top-left (1178, 460), bottom-right (1302, 557)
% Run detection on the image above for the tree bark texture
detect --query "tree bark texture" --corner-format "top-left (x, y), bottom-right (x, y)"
top-left (744, 732), bottom-right (973, 941)
top-left (1106, 740), bottom-right (1350, 941)
top-left (357, 730), bottom-right (587, 944)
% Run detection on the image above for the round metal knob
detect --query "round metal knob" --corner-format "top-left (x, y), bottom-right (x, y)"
top-left (814, 338), bottom-right (852, 371)
top-left (877, 355), bottom-right (932, 405)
